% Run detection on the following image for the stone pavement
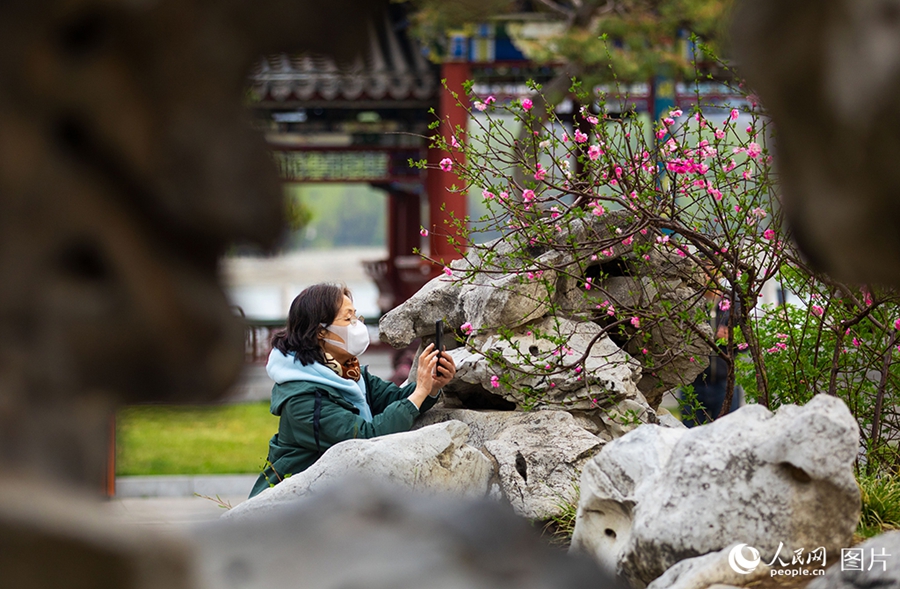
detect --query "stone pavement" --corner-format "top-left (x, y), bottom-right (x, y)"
top-left (106, 474), bottom-right (257, 529)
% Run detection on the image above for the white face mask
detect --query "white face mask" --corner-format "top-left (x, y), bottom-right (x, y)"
top-left (323, 321), bottom-right (370, 356)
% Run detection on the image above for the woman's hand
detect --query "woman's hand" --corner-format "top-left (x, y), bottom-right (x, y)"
top-left (408, 344), bottom-right (456, 408)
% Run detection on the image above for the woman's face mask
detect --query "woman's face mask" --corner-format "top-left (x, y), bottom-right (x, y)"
top-left (323, 316), bottom-right (370, 356)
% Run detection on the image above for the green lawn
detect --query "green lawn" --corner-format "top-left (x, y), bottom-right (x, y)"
top-left (116, 402), bottom-right (279, 476)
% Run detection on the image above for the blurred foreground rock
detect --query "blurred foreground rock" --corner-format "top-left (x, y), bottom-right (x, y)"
top-left (224, 421), bottom-right (493, 521)
top-left (733, 0), bottom-right (900, 286)
top-left (199, 479), bottom-right (624, 589)
top-left (571, 394), bottom-right (860, 587)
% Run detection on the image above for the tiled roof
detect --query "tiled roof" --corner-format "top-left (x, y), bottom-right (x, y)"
top-left (249, 12), bottom-right (437, 103)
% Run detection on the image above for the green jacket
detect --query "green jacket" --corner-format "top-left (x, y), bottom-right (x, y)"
top-left (249, 366), bottom-right (437, 497)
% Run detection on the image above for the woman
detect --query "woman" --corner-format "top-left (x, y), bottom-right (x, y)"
top-left (249, 283), bottom-right (455, 497)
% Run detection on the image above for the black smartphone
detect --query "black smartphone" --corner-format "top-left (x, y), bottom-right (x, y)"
top-left (434, 320), bottom-right (444, 377)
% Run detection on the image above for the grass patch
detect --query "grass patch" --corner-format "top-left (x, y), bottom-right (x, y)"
top-left (116, 402), bottom-right (278, 476)
top-left (541, 485), bottom-right (580, 547)
top-left (857, 472), bottom-right (900, 539)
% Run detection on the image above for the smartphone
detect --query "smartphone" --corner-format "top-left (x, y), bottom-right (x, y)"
top-left (434, 320), bottom-right (444, 377)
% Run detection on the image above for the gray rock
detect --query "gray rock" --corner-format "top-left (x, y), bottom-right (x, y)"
top-left (0, 480), bottom-right (193, 589)
top-left (446, 316), bottom-right (646, 416)
top-left (732, 0), bottom-right (900, 285)
top-left (223, 421), bottom-right (492, 521)
top-left (378, 273), bottom-right (464, 348)
top-left (195, 479), bottom-right (625, 589)
top-left (571, 424), bottom-right (686, 574)
top-left (645, 546), bottom-right (771, 589)
top-left (572, 394), bottom-right (860, 587)
top-left (415, 408), bottom-right (604, 520)
top-left (808, 530), bottom-right (900, 589)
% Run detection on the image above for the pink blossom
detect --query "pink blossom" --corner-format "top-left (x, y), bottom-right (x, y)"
top-left (522, 98), bottom-right (533, 111)
top-left (689, 356), bottom-right (696, 362)
top-left (737, 342), bottom-right (749, 350)
top-left (852, 337), bottom-right (861, 347)
top-left (656, 235), bottom-right (669, 244)
top-left (656, 129), bottom-right (666, 140)
top-left (719, 298), bottom-right (731, 311)
top-left (585, 277), bottom-right (592, 290)
top-left (562, 132), bottom-right (569, 143)
top-left (812, 305), bottom-right (824, 316)
top-left (730, 108), bottom-right (739, 120)
top-left (460, 322), bottom-right (473, 335)
top-left (451, 136), bottom-right (460, 148)
top-left (574, 366), bottom-right (583, 374)
top-left (499, 191), bottom-right (508, 200)
top-left (523, 189), bottom-right (535, 202)
top-left (675, 248), bottom-right (687, 258)
top-left (894, 318), bottom-right (900, 331)
top-left (590, 202), bottom-right (605, 217)
top-left (574, 129), bottom-right (588, 143)
top-left (622, 236), bottom-right (634, 246)
top-left (640, 228), bottom-right (648, 235)
top-left (752, 207), bottom-right (767, 218)
top-left (643, 254), bottom-right (651, 261)
top-left (490, 375), bottom-right (500, 388)
top-left (715, 129), bottom-right (725, 140)
top-left (588, 145), bottom-right (602, 160)
top-left (443, 266), bottom-right (452, 277)
top-left (747, 142), bottom-right (762, 159)
top-left (663, 117), bottom-right (675, 126)
top-left (534, 164), bottom-right (547, 181)
top-left (630, 316), bottom-right (640, 328)
top-left (734, 205), bottom-right (741, 212)
top-left (586, 115), bottom-right (599, 125)
top-left (482, 189), bottom-right (494, 200)
top-left (485, 95), bottom-right (496, 105)
top-left (439, 158), bottom-right (453, 172)
top-left (474, 101), bottom-right (486, 112)
top-left (642, 348), bottom-right (649, 355)
top-left (550, 206), bottom-right (561, 220)
top-left (615, 166), bottom-right (623, 179)
top-left (743, 169), bottom-right (753, 180)
top-left (763, 229), bottom-right (775, 241)
top-left (420, 227), bottom-right (429, 237)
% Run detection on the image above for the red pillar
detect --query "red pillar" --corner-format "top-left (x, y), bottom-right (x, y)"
top-left (427, 61), bottom-right (470, 265)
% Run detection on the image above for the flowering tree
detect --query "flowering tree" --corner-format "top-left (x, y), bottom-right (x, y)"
top-left (417, 74), bottom-right (782, 415)
top-left (416, 71), bottom-right (900, 473)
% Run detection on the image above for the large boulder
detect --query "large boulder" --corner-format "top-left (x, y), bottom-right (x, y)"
top-left (223, 421), bottom-right (492, 521)
top-left (416, 408), bottom-right (604, 520)
top-left (571, 394), bottom-right (860, 587)
top-left (196, 479), bottom-right (625, 589)
top-left (444, 316), bottom-right (651, 427)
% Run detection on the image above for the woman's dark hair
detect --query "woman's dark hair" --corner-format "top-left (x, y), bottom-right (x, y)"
top-left (271, 283), bottom-right (352, 365)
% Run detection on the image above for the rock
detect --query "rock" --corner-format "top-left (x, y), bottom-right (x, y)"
top-left (445, 316), bottom-right (647, 417)
top-left (645, 546), bottom-right (771, 589)
top-left (415, 408), bottom-right (604, 520)
top-left (571, 424), bottom-right (686, 574)
top-left (807, 530), bottom-right (900, 589)
top-left (196, 478), bottom-right (625, 589)
top-left (572, 394), bottom-right (860, 587)
top-left (0, 480), bottom-right (193, 589)
top-left (224, 421), bottom-right (492, 521)
top-left (732, 0), bottom-right (900, 286)
top-left (378, 273), bottom-right (464, 348)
